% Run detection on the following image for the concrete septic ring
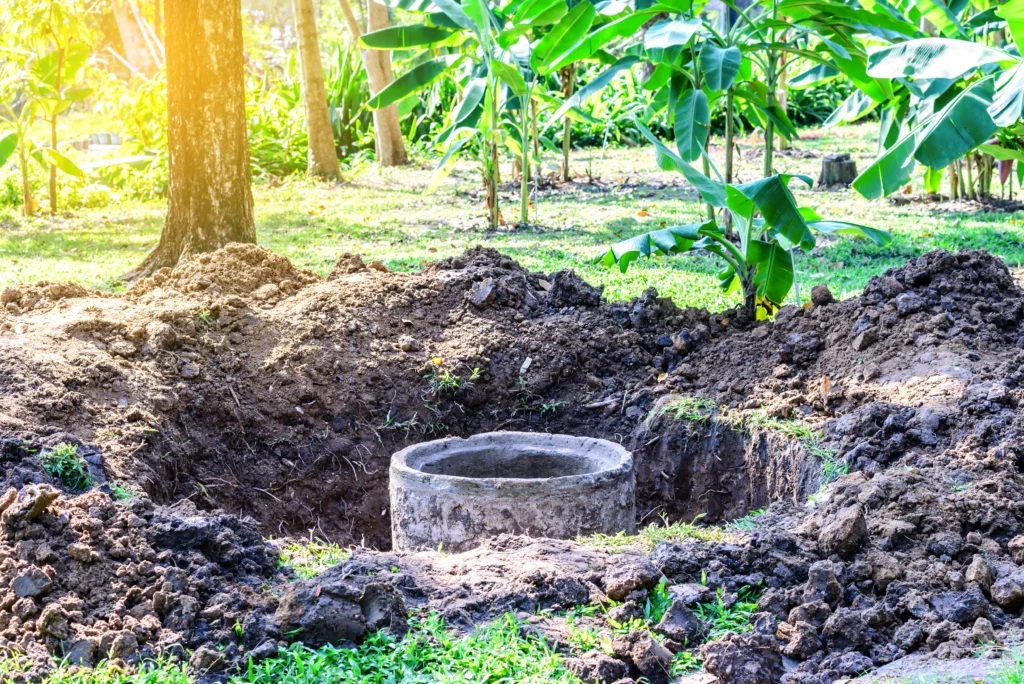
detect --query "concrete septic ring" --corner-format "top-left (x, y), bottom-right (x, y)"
top-left (389, 432), bottom-right (636, 553)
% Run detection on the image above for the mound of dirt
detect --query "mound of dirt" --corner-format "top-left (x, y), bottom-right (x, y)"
top-left (127, 243), bottom-right (319, 298)
top-left (1, 282), bottom-right (94, 317)
top-left (1, 245), bottom-right (1023, 681)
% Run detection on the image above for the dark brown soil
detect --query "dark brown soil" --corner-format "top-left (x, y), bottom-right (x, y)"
top-left (1, 245), bottom-right (1023, 682)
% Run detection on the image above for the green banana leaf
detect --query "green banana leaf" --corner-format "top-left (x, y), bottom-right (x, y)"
top-left (531, 1), bottom-right (596, 74)
top-left (0, 132), bottom-right (17, 168)
top-left (727, 175), bottom-right (812, 249)
top-left (789, 63), bottom-right (841, 89)
top-left (635, 120), bottom-right (727, 207)
top-left (593, 222), bottom-right (709, 273)
top-left (547, 56), bottom-right (639, 124)
top-left (673, 89), bottom-right (709, 163)
top-left (644, 17), bottom-right (701, 50)
top-left (367, 55), bottom-right (460, 109)
top-left (699, 45), bottom-right (742, 92)
top-left (748, 239), bottom-right (794, 308)
top-left (490, 60), bottom-right (529, 97)
top-left (990, 62), bottom-right (1024, 127)
top-left (360, 24), bottom-right (455, 49)
top-left (824, 90), bottom-right (879, 127)
top-left (866, 38), bottom-right (1011, 81)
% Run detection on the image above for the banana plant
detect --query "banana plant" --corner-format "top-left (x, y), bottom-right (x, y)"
top-left (362, 0), bottom-right (598, 227)
top-left (596, 122), bottom-right (891, 315)
top-left (1, 0), bottom-right (93, 214)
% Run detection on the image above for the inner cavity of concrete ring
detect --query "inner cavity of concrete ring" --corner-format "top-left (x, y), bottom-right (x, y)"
top-left (389, 431), bottom-right (636, 553)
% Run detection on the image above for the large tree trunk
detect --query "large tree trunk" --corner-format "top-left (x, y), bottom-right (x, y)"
top-left (337, 0), bottom-right (408, 166)
top-left (112, 0), bottom-right (158, 75)
top-left (125, 0), bottom-right (255, 279)
top-left (293, 0), bottom-right (341, 178)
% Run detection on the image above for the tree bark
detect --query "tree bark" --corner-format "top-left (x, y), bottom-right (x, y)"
top-left (294, 0), bottom-right (341, 178)
top-left (125, 0), bottom-right (255, 279)
top-left (112, 0), bottom-right (158, 75)
top-left (337, 0), bottom-right (408, 166)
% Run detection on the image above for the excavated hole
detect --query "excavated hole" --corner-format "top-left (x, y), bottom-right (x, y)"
top-left (633, 416), bottom-right (823, 526)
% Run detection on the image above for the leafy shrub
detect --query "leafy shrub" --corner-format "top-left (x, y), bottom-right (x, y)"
top-left (41, 443), bottom-right (93, 491)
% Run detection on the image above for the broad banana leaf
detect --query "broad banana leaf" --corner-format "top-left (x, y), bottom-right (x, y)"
top-left (748, 240), bottom-right (794, 309)
top-left (866, 38), bottom-right (1011, 81)
top-left (490, 60), bottom-right (529, 97)
top-left (431, 0), bottom-right (475, 30)
top-left (673, 89), bottom-right (709, 163)
top-left (699, 45), bottom-right (742, 92)
top-left (913, 0), bottom-right (964, 38)
top-left (0, 132), bottom-right (17, 168)
top-left (990, 62), bottom-right (1024, 127)
top-left (531, 1), bottom-right (596, 74)
top-left (593, 222), bottom-right (708, 272)
top-left (923, 167), bottom-right (943, 194)
top-left (547, 56), bottom-right (639, 123)
top-left (853, 76), bottom-right (997, 199)
top-left (852, 126), bottom-right (919, 199)
top-left (824, 90), bottom-right (879, 127)
top-left (789, 63), bottom-right (841, 89)
top-left (360, 24), bottom-right (455, 48)
top-left (635, 120), bottom-right (727, 208)
top-left (644, 18), bottom-right (701, 50)
top-left (913, 77), bottom-right (997, 169)
top-left (367, 55), bottom-right (461, 109)
top-left (37, 147), bottom-right (84, 178)
top-left (560, 10), bottom-right (661, 65)
top-left (997, 0), bottom-right (1024, 50)
top-left (726, 176), bottom-right (812, 251)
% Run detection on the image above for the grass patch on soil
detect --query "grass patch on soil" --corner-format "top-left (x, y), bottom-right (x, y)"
top-left (3, 124), bottom-right (1023, 310)
top-left (0, 614), bottom-right (577, 684)
top-left (277, 538), bottom-right (352, 579)
top-left (577, 514), bottom-right (727, 551)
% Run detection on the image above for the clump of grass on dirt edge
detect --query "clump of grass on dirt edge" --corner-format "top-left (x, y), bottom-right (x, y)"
top-left (40, 443), bottom-right (93, 491)
top-left (577, 514), bottom-right (726, 552)
top-left (278, 538), bottom-right (352, 579)
top-left (1, 614), bottom-right (577, 683)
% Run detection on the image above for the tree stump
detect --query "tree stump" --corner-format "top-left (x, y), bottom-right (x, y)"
top-left (817, 153), bottom-right (858, 188)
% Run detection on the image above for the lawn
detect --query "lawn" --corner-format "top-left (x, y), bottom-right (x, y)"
top-left (2, 122), bottom-right (1023, 311)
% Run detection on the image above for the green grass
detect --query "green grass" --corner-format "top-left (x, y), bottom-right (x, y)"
top-left (0, 655), bottom-right (189, 683)
top-left (0, 614), bottom-right (578, 684)
top-left (40, 443), bottom-right (93, 491)
top-left (695, 585), bottom-right (762, 641)
top-left (3, 124), bottom-right (1022, 311)
top-left (278, 538), bottom-right (352, 579)
top-left (576, 513), bottom-right (726, 551)
top-left (240, 613), bottom-right (579, 684)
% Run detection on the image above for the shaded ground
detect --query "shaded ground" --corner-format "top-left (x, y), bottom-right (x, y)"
top-left (0, 244), bottom-right (1023, 683)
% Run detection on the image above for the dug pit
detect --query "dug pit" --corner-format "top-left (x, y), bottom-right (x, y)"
top-left (389, 432), bottom-right (636, 552)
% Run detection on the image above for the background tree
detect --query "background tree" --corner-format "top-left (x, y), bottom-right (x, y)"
top-left (293, 0), bottom-right (341, 178)
top-left (127, 0), bottom-right (254, 278)
top-left (337, 0), bottom-right (408, 167)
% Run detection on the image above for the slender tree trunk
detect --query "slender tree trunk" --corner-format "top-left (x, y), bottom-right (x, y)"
top-left (294, 0), bottom-right (341, 178)
top-left (337, 0), bottom-right (408, 166)
top-left (49, 47), bottom-right (65, 214)
top-left (154, 0), bottom-right (162, 39)
top-left (520, 93), bottom-right (530, 225)
top-left (19, 143), bottom-right (32, 218)
top-left (125, 0), bottom-right (255, 279)
top-left (561, 65), bottom-right (574, 182)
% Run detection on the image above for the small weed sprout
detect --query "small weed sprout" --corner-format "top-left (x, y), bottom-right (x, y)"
top-left (109, 481), bottom-right (135, 501)
top-left (541, 401), bottom-right (566, 415)
top-left (728, 508), bottom-right (767, 532)
top-left (196, 308), bottom-right (215, 326)
top-left (643, 577), bottom-right (672, 624)
top-left (41, 443), bottom-right (93, 491)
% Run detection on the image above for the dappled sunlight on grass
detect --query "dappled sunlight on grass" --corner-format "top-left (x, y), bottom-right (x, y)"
top-left (3, 126), bottom-right (1023, 311)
